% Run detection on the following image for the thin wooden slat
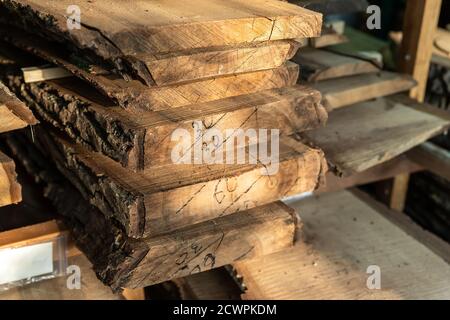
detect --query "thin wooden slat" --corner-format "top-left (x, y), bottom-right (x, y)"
top-left (300, 96), bottom-right (450, 177)
top-left (22, 66), bottom-right (72, 83)
top-left (234, 189), bottom-right (450, 300)
top-left (312, 71), bottom-right (416, 110)
top-left (317, 155), bottom-right (423, 194)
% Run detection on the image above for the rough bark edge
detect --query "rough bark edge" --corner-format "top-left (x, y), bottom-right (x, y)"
top-left (0, 131), bottom-right (149, 292)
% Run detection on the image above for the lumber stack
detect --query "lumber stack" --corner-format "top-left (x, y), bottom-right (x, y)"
top-left (0, 79), bottom-right (37, 207)
top-left (0, 0), bottom-right (328, 290)
top-left (288, 25), bottom-right (450, 179)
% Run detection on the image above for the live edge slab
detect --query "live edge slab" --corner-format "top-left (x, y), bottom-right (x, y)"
top-left (28, 128), bottom-right (326, 239)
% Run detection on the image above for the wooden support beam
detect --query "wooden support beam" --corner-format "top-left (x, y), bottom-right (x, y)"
top-left (394, 0), bottom-right (442, 212)
top-left (399, 0), bottom-right (442, 102)
top-left (389, 173), bottom-right (410, 212)
top-left (317, 155), bottom-right (423, 194)
top-left (408, 142), bottom-right (450, 181)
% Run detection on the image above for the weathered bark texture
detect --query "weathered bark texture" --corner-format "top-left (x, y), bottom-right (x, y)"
top-left (2, 130), bottom-right (299, 290)
top-left (0, 0), bottom-right (322, 86)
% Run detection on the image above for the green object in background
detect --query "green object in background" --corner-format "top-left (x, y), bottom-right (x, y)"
top-left (327, 26), bottom-right (397, 70)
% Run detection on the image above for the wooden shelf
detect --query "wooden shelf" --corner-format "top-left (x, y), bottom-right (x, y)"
top-left (234, 190), bottom-right (450, 300)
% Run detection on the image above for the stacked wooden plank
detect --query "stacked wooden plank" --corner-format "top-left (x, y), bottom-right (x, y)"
top-left (0, 80), bottom-right (37, 208)
top-left (0, 0), bottom-right (328, 290)
top-left (287, 28), bottom-right (450, 179)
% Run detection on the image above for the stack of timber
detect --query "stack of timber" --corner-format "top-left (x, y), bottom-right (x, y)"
top-left (0, 79), bottom-right (37, 208)
top-left (0, 0), bottom-right (328, 291)
top-left (289, 27), bottom-right (450, 182)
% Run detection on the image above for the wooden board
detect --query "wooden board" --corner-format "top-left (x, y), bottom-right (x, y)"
top-left (0, 150), bottom-right (21, 207)
top-left (312, 71), bottom-right (416, 110)
top-left (407, 142), bottom-right (450, 182)
top-left (2, 0), bottom-right (321, 53)
top-left (124, 201), bottom-right (298, 289)
top-left (0, 81), bottom-right (37, 133)
top-left (0, 32), bottom-right (300, 111)
top-left (17, 40), bottom-right (299, 87)
top-left (432, 28), bottom-right (450, 68)
top-left (234, 190), bottom-right (450, 300)
top-left (317, 155), bottom-right (423, 194)
top-left (0, 0), bottom-right (322, 85)
top-left (34, 129), bottom-right (326, 238)
top-left (293, 47), bottom-right (379, 82)
top-left (133, 40), bottom-right (299, 86)
top-left (300, 96), bottom-right (450, 176)
top-left (3, 132), bottom-right (299, 290)
top-left (10, 75), bottom-right (326, 171)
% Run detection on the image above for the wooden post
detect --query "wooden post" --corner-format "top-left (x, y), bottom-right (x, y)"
top-left (389, 0), bottom-right (442, 212)
top-left (399, 0), bottom-right (442, 102)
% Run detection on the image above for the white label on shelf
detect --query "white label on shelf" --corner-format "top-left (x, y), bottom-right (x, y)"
top-left (0, 242), bottom-right (53, 285)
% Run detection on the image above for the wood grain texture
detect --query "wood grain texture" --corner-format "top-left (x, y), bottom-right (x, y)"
top-left (34, 129), bottom-right (326, 238)
top-left (294, 47), bottom-right (379, 82)
top-left (2, 132), bottom-right (298, 290)
top-left (1, 0), bottom-right (322, 54)
top-left (234, 190), bottom-right (450, 300)
top-left (0, 81), bottom-right (37, 133)
top-left (300, 96), bottom-right (450, 176)
top-left (6, 74), bottom-right (326, 171)
top-left (0, 32), bottom-right (300, 111)
top-left (399, 0), bottom-right (442, 102)
top-left (0, 0), bottom-right (321, 85)
top-left (312, 71), bottom-right (416, 110)
top-left (123, 201), bottom-right (298, 289)
top-left (136, 40), bottom-right (299, 86)
top-left (0, 150), bottom-right (21, 207)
